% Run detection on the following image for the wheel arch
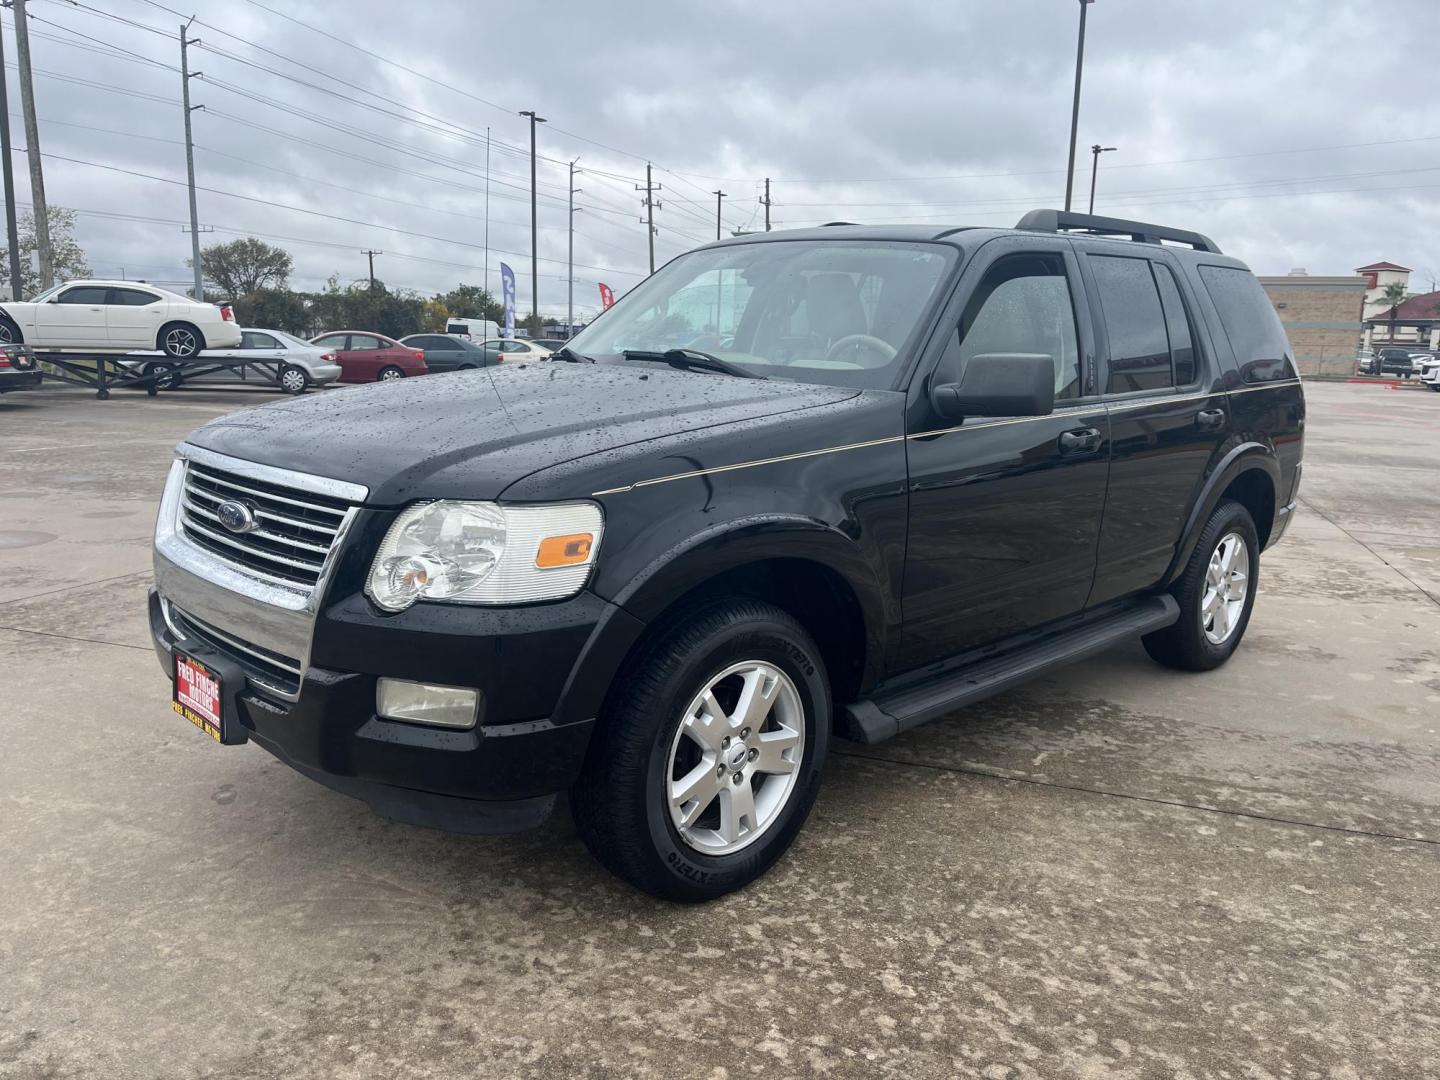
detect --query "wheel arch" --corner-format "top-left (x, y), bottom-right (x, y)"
top-left (156, 319), bottom-right (207, 353)
top-left (1164, 442), bottom-right (1279, 587)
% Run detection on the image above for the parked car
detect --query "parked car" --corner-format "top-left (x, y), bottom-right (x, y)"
top-left (150, 209), bottom-right (1303, 901)
top-left (1416, 354), bottom-right (1440, 390)
top-left (121, 329), bottom-right (342, 394)
top-left (1374, 347), bottom-right (1417, 377)
top-left (444, 317), bottom-right (499, 341)
top-left (398, 334), bottom-right (498, 373)
top-left (1356, 348), bottom-right (1376, 373)
top-left (309, 331), bottom-right (427, 382)
top-left (482, 337), bottom-right (551, 361)
top-left (529, 337), bottom-right (570, 351)
top-left (0, 343), bottom-right (41, 393)
top-left (0, 280), bottom-right (241, 358)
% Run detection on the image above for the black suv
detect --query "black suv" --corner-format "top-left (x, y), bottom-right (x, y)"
top-left (1374, 347), bottom-right (1417, 377)
top-left (150, 211), bottom-right (1304, 900)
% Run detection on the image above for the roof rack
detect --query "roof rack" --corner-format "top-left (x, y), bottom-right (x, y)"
top-left (1015, 209), bottom-right (1221, 254)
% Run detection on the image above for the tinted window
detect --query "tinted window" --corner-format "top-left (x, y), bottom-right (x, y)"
top-left (951, 253), bottom-right (1080, 400)
top-left (57, 286), bottom-right (110, 305)
top-left (108, 287), bottom-right (160, 306)
top-left (1151, 263), bottom-right (1197, 385)
top-left (445, 323), bottom-right (469, 335)
top-left (1090, 255), bottom-right (1171, 393)
top-left (1198, 265), bottom-right (1298, 383)
top-left (348, 334), bottom-right (383, 350)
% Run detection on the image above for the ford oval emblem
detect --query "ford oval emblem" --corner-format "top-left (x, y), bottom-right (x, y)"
top-left (215, 499), bottom-right (258, 534)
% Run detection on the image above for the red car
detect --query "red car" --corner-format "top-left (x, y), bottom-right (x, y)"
top-left (309, 331), bottom-right (427, 383)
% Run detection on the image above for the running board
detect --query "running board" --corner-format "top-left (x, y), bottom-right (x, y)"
top-left (839, 595), bottom-right (1179, 745)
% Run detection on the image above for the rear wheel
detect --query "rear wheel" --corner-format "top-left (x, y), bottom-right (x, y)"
top-left (0, 315), bottom-right (21, 345)
top-left (158, 323), bottom-right (203, 359)
top-left (278, 365), bottom-right (309, 395)
top-left (572, 599), bottom-right (830, 901)
top-left (1143, 499), bottom-right (1259, 672)
top-left (377, 365), bottom-right (404, 382)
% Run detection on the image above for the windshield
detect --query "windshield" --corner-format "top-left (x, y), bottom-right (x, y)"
top-left (566, 240), bottom-right (954, 389)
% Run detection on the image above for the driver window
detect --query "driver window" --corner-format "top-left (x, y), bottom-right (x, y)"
top-left (952, 254), bottom-right (1081, 400)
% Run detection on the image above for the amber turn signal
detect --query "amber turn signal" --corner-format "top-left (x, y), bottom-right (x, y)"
top-left (535, 533), bottom-right (594, 568)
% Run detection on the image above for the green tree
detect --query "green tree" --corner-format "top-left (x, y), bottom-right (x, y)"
top-left (235, 287), bottom-right (308, 334)
top-left (0, 207), bottom-right (90, 299)
top-left (1378, 280), bottom-right (1407, 345)
top-left (195, 238), bottom-right (293, 300)
top-left (306, 279), bottom-right (426, 338)
top-left (438, 283), bottom-right (502, 323)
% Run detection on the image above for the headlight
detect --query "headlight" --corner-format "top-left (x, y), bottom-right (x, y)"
top-left (365, 500), bottom-right (603, 611)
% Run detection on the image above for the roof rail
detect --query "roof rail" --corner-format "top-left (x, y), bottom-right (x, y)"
top-left (1015, 209), bottom-right (1221, 254)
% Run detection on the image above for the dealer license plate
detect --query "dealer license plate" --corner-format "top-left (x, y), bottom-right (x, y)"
top-left (173, 651), bottom-right (225, 742)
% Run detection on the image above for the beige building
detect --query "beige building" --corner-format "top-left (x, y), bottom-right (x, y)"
top-left (1258, 271), bottom-right (1367, 377)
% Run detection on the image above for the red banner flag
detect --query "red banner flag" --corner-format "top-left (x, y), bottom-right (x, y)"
top-left (598, 283), bottom-right (615, 310)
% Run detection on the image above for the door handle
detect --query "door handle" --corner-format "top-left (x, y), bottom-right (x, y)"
top-left (1058, 427), bottom-right (1103, 454)
top-left (1196, 408), bottom-right (1227, 431)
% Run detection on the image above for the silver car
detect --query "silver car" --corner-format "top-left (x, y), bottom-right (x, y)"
top-left (123, 329), bottom-right (344, 394)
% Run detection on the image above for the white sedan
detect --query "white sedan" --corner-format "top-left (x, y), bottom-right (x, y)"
top-left (0, 280), bottom-right (243, 358)
top-left (482, 337), bottom-right (552, 361)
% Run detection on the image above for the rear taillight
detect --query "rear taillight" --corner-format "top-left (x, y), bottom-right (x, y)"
top-left (413, 351), bottom-right (424, 362)
top-left (321, 352), bottom-right (336, 362)
top-left (219, 305), bottom-right (234, 322)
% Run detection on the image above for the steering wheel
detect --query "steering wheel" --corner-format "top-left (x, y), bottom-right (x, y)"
top-left (823, 334), bottom-right (897, 366)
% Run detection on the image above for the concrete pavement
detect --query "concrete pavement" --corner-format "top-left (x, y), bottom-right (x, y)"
top-left (1, 380), bottom-right (1437, 1078)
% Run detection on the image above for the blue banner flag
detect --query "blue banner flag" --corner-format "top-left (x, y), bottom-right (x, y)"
top-left (500, 262), bottom-right (516, 338)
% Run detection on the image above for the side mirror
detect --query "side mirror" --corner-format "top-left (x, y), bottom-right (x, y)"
top-left (930, 353), bottom-right (1055, 421)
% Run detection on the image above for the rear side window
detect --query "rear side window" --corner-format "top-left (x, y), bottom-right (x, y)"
top-left (1198, 265), bottom-right (1298, 383)
top-left (349, 334), bottom-right (383, 350)
top-left (108, 287), bottom-right (159, 306)
top-left (1089, 255), bottom-right (1171, 393)
top-left (1151, 264), bottom-right (1198, 385)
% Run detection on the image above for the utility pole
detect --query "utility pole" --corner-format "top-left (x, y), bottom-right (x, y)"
top-left (637, 163), bottom-right (661, 275)
top-left (1063, 0), bottom-right (1095, 213)
top-left (483, 126), bottom-right (490, 300)
top-left (712, 190), bottom-right (726, 241)
top-left (0, 17), bottom-right (24, 300)
top-left (361, 249), bottom-right (382, 289)
top-left (1088, 143), bottom-right (1116, 214)
top-left (567, 159), bottom-right (581, 337)
top-left (761, 178), bottom-right (772, 232)
top-left (12, 0), bottom-right (50, 289)
top-left (179, 20), bottom-right (205, 299)
top-left (518, 109), bottom-right (545, 325)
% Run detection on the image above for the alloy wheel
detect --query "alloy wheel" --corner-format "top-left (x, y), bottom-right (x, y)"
top-left (1202, 531), bottom-right (1249, 645)
top-left (665, 660), bottom-right (805, 855)
top-left (165, 327), bottom-right (198, 357)
top-left (380, 367), bottom-right (402, 381)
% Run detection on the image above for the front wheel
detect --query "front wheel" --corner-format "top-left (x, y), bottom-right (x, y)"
top-left (278, 364), bottom-right (309, 395)
top-left (144, 362), bottom-right (181, 391)
top-left (1143, 499), bottom-right (1259, 672)
top-left (572, 599), bottom-right (830, 902)
top-left (377, 365), bottom-right (404, 382)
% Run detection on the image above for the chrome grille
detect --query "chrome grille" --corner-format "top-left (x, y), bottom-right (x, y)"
top-left (180, 459), bottom-right (354, 589)
top-left (166, 601), bottom-right (303, 699)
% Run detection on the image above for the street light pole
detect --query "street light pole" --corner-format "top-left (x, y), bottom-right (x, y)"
top-left (568, 159), bottom-right (581, 338)
top-left (0, 19), bottom-right (24, 299)
top-left (519, 109), bottom-right (546, 328)
top-left (712, 190), bottom-right (726, 241)
top-left (1088, 144), bottom-right (1116, 214)
top-left (1063, 0), bottom-right (1095, 213)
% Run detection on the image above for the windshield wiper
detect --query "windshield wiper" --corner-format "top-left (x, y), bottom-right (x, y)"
top-left (622, 348), bottom-right (764, 379)
top-left (550, 345), bottom-right (594, 363)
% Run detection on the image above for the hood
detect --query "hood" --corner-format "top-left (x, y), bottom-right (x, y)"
top-left (186, 363), bottom-right (858, 504)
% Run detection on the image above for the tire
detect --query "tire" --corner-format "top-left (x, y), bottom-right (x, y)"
top-left (1143, 499), bottom-right (1259, 672)
top-left (458, 363), bottom-right (478, 371)
top-left (377, 365), bottom-right (405, 382)
top-left (158, 322), bottom-right (203, 359)
top-left (572, 599), bottom-right (831, 902)
top-left (144, 362), bottom-right (181, 391)
top-left (278, 364), bottom-right (309, 395)
top-left (0, 314), bottom-right (22, 345)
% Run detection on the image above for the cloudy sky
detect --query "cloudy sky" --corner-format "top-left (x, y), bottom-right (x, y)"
top-left (5, 0), bottom-right (1439, 317)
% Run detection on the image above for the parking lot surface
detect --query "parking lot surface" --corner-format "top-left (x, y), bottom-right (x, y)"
top-left (2, 381), bottom-right (1437, 1078)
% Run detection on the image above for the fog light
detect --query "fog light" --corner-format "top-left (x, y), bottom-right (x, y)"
top-left (376, 678), bottom-right (480, 729)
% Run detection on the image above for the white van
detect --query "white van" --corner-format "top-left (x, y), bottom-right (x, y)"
top-left (444, 317), bottom-right (499, 342)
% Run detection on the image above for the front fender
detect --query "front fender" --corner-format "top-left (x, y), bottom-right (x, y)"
top-left (1163, 441), bottom-right (1279, 585)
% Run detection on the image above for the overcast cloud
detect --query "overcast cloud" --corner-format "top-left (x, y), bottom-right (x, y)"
top-left (6, 0), bottom-right (1439, 316)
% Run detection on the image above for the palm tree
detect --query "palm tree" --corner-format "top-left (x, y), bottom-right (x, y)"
top-left (1378, 281), bottom-right (1407, 345)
